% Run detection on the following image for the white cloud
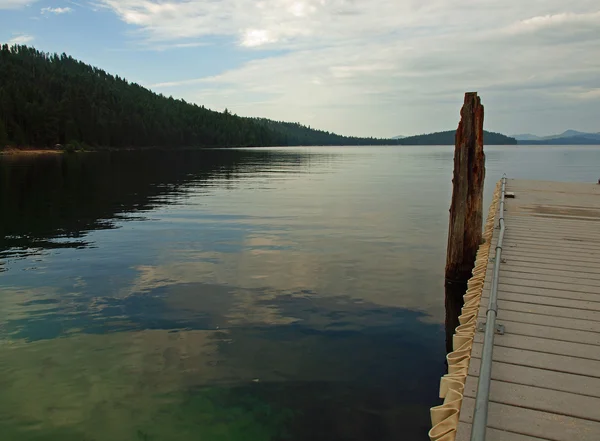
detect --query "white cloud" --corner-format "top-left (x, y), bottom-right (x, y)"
top-left (0, 0), bottom-right (36, 9)
top-left (98, 0), bottom-right (422, 47)
top-left (242, 29), bottom-right (277, 48)
top-left (100, 0), bottom-right (600, 136)
top-left (153, 41), bottom-right (207, 51)
top-left (509, 11), bottom-right (600, 33)
top-left (41, 6), bottom-right (72, 14)
top-left (6, 33), bottom-right (34, 44)
top-left (504, 11), bottom-right (600, 46)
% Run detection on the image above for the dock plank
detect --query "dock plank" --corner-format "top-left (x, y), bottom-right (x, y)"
top-left (498, 254), bottom-right (600, 270)
top-left (460, 398), bottom-right (600, 441)
top-left (500, 239), bottom-right (600, 253)
top-left (500, 235), bottom-right (600, 250)
top-left (476, 320), bottom-right (600, 346)
top-left (477, 308), bottom-right (600, 333)
top-left (482, 291), bottom-right (600, 311)
top-left (470, 343), bottom-right (600, 378)
top-left (456, 425), bottom-right (550, 441)
top-left (500, 250), bottom-right (600, 266)
top-left (501, 259), bottom-right (600, 274)
top-left (497, 300), bottom-right (600, 321)
top-left (468, 359), bottom-right (600, 398)
top-left (484, 278), bottom-right (600, 296)
top-left (495, 243), bottom-right (600, 258)
top-left (478, 301), bottom-right (600, 322)
top-left (488, 269), bottom-right (600, 286)
top-left (473, 333), bottom-right (600, 361)
top-left (463, 376), bottom-right (600, 422)
top-left (484, 283), bottom-right (600, 302)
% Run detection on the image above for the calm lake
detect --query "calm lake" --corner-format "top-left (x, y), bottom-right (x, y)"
top-left (1, 145), bottom-right (599, 441)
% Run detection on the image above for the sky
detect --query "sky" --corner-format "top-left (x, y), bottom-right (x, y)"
top-left (0, 1), bottom-right (599, 138)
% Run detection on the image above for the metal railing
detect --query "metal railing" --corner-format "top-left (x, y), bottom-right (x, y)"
top-left (470, 175), bottom-right (507, 441)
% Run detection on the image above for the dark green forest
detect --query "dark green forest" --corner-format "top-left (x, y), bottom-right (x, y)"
top-left (398, 130), bottom-right (516, 145)
top-left (0, 45), bottom-right (516, 149)
top-left (0, 45), bottom-right (395, 149)
top-left (251, 118), bottom-right (391, 146)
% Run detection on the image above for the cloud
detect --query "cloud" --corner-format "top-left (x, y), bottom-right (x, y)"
top-left (41, 6), bottom-right (72, 14)
top-left (97, 0), bottom-right (425, 47)
top-left (509, 11), bottom-right (600, 33)
top-left (6, 33), bottom-right (34, 44)
top-left (0, 0), bottom-right (36, 9)
top-left (504, 11), bottom-right (600, 44)
top-left (99, 0), bottom-right (600, 136)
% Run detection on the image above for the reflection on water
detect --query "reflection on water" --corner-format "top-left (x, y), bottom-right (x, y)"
top-left (1, 146), bottom-right (599, 440)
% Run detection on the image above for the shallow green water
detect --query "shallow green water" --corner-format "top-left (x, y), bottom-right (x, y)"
top-left (1, 146), bottom-right (599, 440)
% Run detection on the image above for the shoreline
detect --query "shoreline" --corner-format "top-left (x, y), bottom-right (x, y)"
top-left (0, 148), bottom-right (64, 155)
top-left (2, 144), bottom-right (594, 156)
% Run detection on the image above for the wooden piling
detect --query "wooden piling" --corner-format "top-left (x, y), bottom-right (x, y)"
top-left (444, 92), bottom-right (485, 353)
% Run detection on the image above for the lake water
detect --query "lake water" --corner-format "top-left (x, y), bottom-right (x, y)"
top-left (1, 145), bottom-right (599, 441)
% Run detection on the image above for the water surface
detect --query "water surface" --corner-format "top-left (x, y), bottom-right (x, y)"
top-left (1, 145), bottom-right (599, 441)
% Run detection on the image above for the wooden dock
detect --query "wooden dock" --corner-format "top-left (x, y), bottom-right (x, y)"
top-left (457, 179), bottom-right (600, 440)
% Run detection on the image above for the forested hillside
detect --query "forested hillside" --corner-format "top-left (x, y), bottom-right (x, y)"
top-left (0, 45), bottom-right (394, 149)
top-left (252, 118), bottom-right (392, 145)
top-left (0, 45), bottom-right (516, 149)
top-left (0, 45), bottom-right (281, 148)
top-left (398, 130), bottom-right (517, 145)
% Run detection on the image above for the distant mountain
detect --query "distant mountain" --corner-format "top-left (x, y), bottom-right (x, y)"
top-left (514, 130), bottom-right (600, 144)
top-left (398, 130), bottom-right (517, 146)
top-left (392, 135), bottom-right (406, 139)
top-left (555, 130), bottom-right (591, 139)
top-left (512, 133), bottom-right (543, 141)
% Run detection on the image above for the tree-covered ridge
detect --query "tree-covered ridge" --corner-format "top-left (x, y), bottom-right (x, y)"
top-left (250, 118), bottom-right (394, 146)
top-left (0, 45), bottom-right (395, 148)
top-left (0, 45), bottom-right (285, 148)
top-left (0, 45), bottom-right (517, 149)
top-left (397, 130), bottom-right (517, 145)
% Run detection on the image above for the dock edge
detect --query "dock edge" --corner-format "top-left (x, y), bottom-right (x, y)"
top-left (428, 180), bottom-right (502, 441)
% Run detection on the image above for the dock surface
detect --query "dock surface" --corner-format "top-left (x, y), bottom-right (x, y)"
top-left (457, 179), bottom-right (600, 441)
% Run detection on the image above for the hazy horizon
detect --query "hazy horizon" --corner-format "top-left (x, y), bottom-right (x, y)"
top-left (1, 0), bottom-right (599, 138)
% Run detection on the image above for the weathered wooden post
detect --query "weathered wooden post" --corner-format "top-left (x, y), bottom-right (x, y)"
top-left (444, 92), bottom-right (485, 353)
